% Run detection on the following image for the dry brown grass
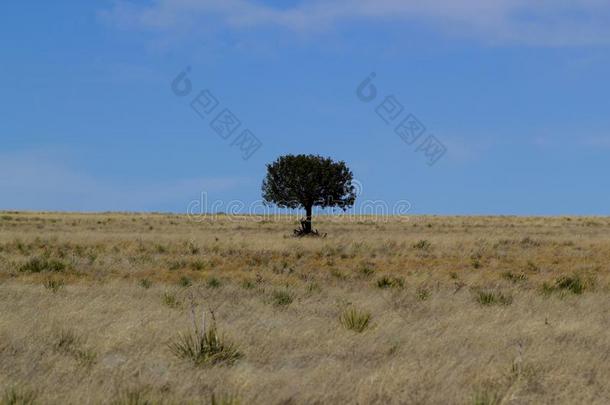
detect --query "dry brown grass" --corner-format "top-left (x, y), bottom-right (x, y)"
top-left (1, 212), bottom-right (610, 404)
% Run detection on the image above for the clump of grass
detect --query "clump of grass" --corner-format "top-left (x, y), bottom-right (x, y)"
top-left (340, 308), bottom-right (371, 332)
top-left (179, 276), bottom-right (192, 287)
top-left (377, 276), bottom-right (404, 289)
top-left (43, 277), bottom-right (65, 293)
top-left (306, 282), bottom-right (321, 294)
top-left (416, 286), bottom-right (431, 301)
top-left (210, 393), bottom-right (241, 405)
top-left (163, 291), bottom-right (181, 308)
top-left (542, 274), bottom-right (586, 295)
top-left (471, 389), bottom-right (500, 405)
top-left (2, 387), bottom-right (37, 405)
top-left (329, 268), bottom-right (347, 280)
top-left (501, 271), bottom-right (527, 283)
top-left (190, 260), bottom-right (206, 271)
top-left (187, 241), bottom-right (200, 255)
top-left (241, 279), bottom-right (255, 289)
top-left (360, 265), bottom-right (375, 277)
top-left (169, 307), bottom-right (241, 367)
top-left (207, 277), bottom-right (222, 288)
top-left (526, 261), bottom-right (539, 272)
top-left (272, 290), bottom-right (293, 306)
top-left (53, 329), bottom-right (97, 368)
top-left (19, 257), bottom-right (66, 273)
top-left (111, 388), bottom-right (151, 405)
top-left (139, 278), bottom-right (152, 289)
top-left (475, 290), bottom-right (513, 306)
top-left (412, 240), bottom-right (431, 250)
top-left (471, 255), bottom-right (482, 269)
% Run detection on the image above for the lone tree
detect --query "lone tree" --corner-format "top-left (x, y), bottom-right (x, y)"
top-left (262, 154), bottom-right (356, 236)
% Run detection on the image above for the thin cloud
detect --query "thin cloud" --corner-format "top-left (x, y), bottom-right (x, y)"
top-left (101, 0), bottom-right (610, 46)
top-left (0, 149), bottom-right (246, 212)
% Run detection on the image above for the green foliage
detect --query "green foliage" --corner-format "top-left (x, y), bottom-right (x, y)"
top-left (261, 154), bottom-right (356, 224)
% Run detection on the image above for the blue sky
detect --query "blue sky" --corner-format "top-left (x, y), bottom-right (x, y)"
top-left (2, 0), bottom-right (610, 215)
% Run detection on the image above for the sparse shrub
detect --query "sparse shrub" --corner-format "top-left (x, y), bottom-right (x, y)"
top-left (272, 290), bottom-right (293, 306)
top-left (207, 277), bottom-right (222, 288)
top-left (168, 259), bottom-right (187, 271)
top-left (471, 255), bottom-right (482, 269)
top-left (2, 387), bottom-right (37, 405)
top-left (163, 292), bottom-right (180, 308)
top-left (340, 308), bottom-right (371, 332)
top-left (526, 261), bottom-right (540, 272)
top-left (416, 286), bottom-right (431, 301)
top-left (555, 275), bottom-right (585, 294)
top-left (306, 282), bottom-right (321, 294)
top-left (139, 278), bottom-right (152, 289)
top-left (412, 240), bottom-right (431, 250)
top-left (43, 278), bottom-right (65, 293)
top-left (53, 329), bottom-right (97, 368)
top-left (19, 257), bottom-right (66, 273)
top-left (169, 309), bottom-right (241, 366)
top-left (449, 272), bottom-right (459, 279)
top-left (520, 237), bottom-right (540, 247)
top-left (329, 268), bottom-right (346, 280)
top-left (501, 271), bottom-right (527, 283)
top-left (54, 329), bottom-right (80, 352)
top-left (475, 290), bottom-right (513, 306)
top-left (190, 260), bottom-right (206, 271)
top-left (179, 276), bottom-right (192, 287)
top-left (187, 241), bottom-right (200, 255)
top-left (377, 276), bottom-right (404, 289)
top-left (360, 265), bottom-right (375, 277)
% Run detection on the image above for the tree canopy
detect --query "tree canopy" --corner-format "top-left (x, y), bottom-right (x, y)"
top-left (262, 154), bottom-right (356, 235)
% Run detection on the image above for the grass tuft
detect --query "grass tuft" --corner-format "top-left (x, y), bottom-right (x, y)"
top-left (1, 387), bottom-right (37, 405)
top-left (169, 309), bottom-right (241, 367)
top-left (340, 308), bottom-right (371, 332)
top-left (19, 257), bottom-right (66, 273)
top-left (377, 276), bottom-right (404, 289)
top-left (271, 290), bottom-right (293, 306)
top-left (43, 277), bottom-right (65, 293)
top-left (475, 290), bottom-right (513, 306)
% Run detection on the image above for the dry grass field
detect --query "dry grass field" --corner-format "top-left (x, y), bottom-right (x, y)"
top-left (1, 212), bottom-right (610, 404)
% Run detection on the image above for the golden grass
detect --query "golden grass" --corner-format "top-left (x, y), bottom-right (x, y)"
top-left (1, 212), bottom-right (610, 404)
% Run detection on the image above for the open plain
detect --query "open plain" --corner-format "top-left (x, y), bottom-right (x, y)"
top-left (1, 212), bottom-right (610, 404)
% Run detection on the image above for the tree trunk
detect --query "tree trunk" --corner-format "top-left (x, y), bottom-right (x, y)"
top-left (303, 205), bottom-right (313, 234)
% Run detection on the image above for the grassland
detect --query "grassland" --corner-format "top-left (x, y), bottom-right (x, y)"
top-left (1, 212), bottom-right (610, 404)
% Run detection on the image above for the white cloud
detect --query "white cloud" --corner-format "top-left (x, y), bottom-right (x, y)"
top-left (101, 0), bottom-right (610, 46)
